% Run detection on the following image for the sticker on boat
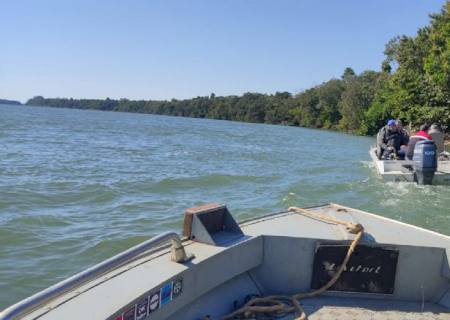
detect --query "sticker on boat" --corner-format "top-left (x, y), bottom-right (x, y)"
top-left (136, 297), bottom-right (148, 320)
top-left (123, 306), bottom-right (136, 320)
top-left (111, 277), bottom-right (182, 319)
top-left (172, 278), bottom-right (183, 298)
top-left (160, 282), bottom-right (173, 305)
top-left (149, 291), bottom-right (160, 312)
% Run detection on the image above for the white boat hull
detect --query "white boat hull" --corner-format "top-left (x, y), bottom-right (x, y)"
top-left (369, 147), bottom-right (450, 184)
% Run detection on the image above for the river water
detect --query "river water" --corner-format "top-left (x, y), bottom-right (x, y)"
top-left (0, 104), bottom-right (449, 309)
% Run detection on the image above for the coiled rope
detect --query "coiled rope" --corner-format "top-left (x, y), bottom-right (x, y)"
top-left (221, 206), bottom-right (364, 320)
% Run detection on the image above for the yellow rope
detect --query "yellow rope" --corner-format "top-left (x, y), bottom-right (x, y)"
top-left (221, 206), bottom-right (364, 320)
top-left (288, 206), bottom-right (363, 235)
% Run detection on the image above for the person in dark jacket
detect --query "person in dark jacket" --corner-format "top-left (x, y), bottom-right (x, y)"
top-left (396, 119), bottom-right (409, 160)
top-left (406, 124), bottom-right (433, 160)
top-left (396, 119), bottom-right (409, 145)
top-left (377, 119), bottom-right (403, 159)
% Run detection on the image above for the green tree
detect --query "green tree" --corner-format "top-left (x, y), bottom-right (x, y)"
top-left (339, 71), bottom-right (383, 132)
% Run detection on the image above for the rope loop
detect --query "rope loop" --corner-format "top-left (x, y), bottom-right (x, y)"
top-left (221, 206), bottom-right (364, 320)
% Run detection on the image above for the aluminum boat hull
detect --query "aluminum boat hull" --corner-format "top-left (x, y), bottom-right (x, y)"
top-left (369, 147), bottom-right (450, 184)
top-left (2, 203), bottom-right (449, 320)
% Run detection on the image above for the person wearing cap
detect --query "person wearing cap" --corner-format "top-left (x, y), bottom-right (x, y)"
top-left (376, 119), bottom-right (403, 159)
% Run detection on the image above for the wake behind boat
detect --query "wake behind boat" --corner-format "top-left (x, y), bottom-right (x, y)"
top-left (1, 203), bottom-right (449, 320)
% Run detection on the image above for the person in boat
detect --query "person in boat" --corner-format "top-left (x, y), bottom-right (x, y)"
top-left (377, 119), bottom-right (404, 160)
top-left (396, 119), bottom-right (409, 160)
top-left (428, 123), bottom-right (444, 155)
top-left (405, 124), bottom-right (433, 160)
top-left (396, 119), bottom-right (409, 144)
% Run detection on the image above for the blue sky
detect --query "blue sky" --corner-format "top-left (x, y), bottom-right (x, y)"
top-left (0, 0), bottom-right (445, 102)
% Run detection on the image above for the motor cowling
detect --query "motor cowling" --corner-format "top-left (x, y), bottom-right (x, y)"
top-left (413, 140), bottom-right (437, 185)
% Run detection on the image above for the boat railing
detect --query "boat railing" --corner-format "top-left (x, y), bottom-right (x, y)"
top-left (0, 231), bottom-right (192, 320)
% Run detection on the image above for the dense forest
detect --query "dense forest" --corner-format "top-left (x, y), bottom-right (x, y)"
top-left (27, 2), bottom-right (449, 135)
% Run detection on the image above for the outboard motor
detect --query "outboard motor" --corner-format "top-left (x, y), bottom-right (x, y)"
top-left (413, 140), bottom-right (437, 185)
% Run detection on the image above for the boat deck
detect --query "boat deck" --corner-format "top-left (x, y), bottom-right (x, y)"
top-left (5, 204), bottom-right (450, 320)
top-left (279, 296), bottom-right (449, 320)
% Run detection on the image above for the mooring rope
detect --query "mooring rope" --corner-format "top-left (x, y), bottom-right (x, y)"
top-left (221, 206), bottom-right (364, 320)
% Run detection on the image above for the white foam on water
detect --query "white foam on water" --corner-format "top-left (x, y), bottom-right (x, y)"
top-left (380, 198), bottom-right (401, 207)
top-left (360, 160), bottom-right (375, 169)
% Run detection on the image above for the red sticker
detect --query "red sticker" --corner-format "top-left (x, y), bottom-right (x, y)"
top-left (123, 306), bottom-right (135, 320)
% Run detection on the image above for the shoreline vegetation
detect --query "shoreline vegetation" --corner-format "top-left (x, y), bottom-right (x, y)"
top-left (25, 3), bottom-right (449, 136)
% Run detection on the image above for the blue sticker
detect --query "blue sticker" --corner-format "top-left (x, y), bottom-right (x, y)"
top-left (160, 283), bottom-right (172, 306)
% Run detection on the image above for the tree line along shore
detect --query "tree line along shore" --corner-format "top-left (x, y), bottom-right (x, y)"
top-left (26, 3), bottom-right (449, 136)
top-left (0, 99), bottom-right (22, 105)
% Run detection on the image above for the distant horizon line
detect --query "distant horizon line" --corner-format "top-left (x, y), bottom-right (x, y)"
top-left (3, 90), bottom-right (299, 105)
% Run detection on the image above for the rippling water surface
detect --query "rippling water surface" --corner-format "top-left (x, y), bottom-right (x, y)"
top-left (1, 104), bottom-right (449, 308)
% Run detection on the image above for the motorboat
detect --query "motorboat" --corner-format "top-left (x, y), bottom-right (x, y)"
top-left (369, 147), bottom-right (450, 184)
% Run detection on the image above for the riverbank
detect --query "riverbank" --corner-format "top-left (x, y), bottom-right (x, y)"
top-left (7, 101), bottom-right (450, 154)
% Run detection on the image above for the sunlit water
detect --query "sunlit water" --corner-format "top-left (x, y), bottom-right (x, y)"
top-left (1, 104), bottom-right (449, 309)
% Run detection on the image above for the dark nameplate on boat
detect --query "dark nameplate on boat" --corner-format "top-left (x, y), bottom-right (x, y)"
top-left (311, 244), bottom-right (399, 294)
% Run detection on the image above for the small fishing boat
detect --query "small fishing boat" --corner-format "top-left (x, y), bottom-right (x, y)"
top-left (1, 203), bottom-right (449, 320)
top-left (369, 147), bottom-right (450, 184)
